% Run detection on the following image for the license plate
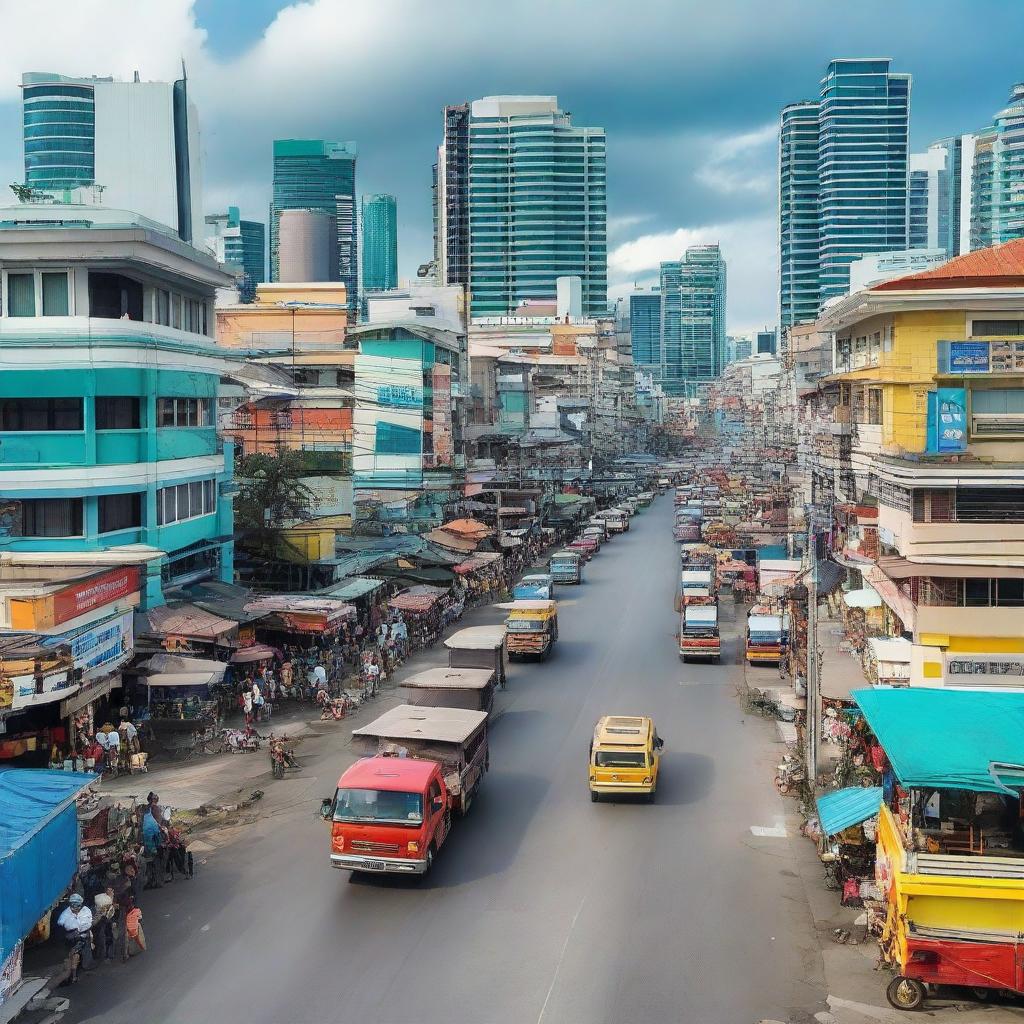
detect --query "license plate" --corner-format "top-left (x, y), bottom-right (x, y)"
top-left (363, 860), bottom-right (386, 871)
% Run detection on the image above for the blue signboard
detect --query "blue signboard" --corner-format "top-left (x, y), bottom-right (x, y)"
top-left (948, 341), bottom-right (990, 374)
top-left (936, 387), bottom-right (967, 452)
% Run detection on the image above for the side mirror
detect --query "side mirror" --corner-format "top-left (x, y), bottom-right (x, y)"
top-left (432, 797), bottom-right (444, 812)
top-left (655, 738), bottom-right (665, 751)
top-left (319, 797), bottom-right (333, 821)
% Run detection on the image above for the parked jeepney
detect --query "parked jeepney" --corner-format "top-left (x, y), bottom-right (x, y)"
top-left (444, 624), bottom-right (507, 688)
top-left (549, 549), bottom-right (583, 584)
top-left (636, 491), bottom-right (654, 508)
top-left (514, 573), bottom-right (555, 601)
top-left (598, 508), bottom-right (629, 534)
top-left (582, 525), bottom-right (605, 550)
top-left (504, 600), bottom-right (559, 660)
top-left (567, 537), bottom-right (598, 561)
top-left (586, 517), bottom-right (610, 541)
top-left (657, 478), bottom-right (670, 494)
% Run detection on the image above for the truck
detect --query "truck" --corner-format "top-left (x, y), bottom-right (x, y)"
top-left (679, 601), bottom-right (721, 662)
top-left (598, 508), bottom-right (628, 534)
top-left (323, 705), bottom-right (489, 875)
top-left (549, 549), bottom-right (583, 584)
top-left (505, 600), bottom-right (559, 660)
top-left (745, 610), bottom-right (786, 666)
top-left (675, 564), bottom-right (716, 611)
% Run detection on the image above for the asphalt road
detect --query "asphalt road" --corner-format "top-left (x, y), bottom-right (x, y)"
top-left (70, 496), bottom-right (827, 1024)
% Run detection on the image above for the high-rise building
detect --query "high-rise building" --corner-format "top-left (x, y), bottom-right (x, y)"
top-left (205, 207), bottom-right (265, 301)
top-left (909, 138), bottom-right (967, 257)
top-left (21, 71), bottom-right (203, 243)
top-left (779, 101), bottom-right (821, 329)
top-left (270, 139), bottom-right (357, 308)
top-left (659, 244), bottom-right (727, 395)
top-left (629, 293), bottom-right (661, 372)
top-left (278, 209), bottom-right (337, 283)
top-left (437, 96), bottom-right (607, 318)
top-left (779, 59), bottom-right (911, 324)
top-left (361, 193), bottom-right (398, 292)
top-left (756, 328), bottom-right (777, 355)
top-left (969, 83), bottom-right (1024, 251)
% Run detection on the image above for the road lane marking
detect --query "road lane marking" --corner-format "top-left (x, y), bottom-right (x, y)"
top-left (536, 892), bottom-right (587, 1024)
top-left (750, 822), bottom-right (788, 838)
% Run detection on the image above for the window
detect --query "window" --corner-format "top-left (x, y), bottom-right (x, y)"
top-left (375, 421), bottom-right (421, 455)
top-left (155, 289), bottom-right (170, 327)
top-left (997, 579), bottom-right (1024, 607)
top-left (95, 396), bottom-right (140, 430)
top-left (98, 492), bottom-right (142, 533)
top-left (88, 272), bottom-right (143, 320)
top-left (20, 498), bottom-right (83, 537)
top-left (7, 273), bottom-right (35, 316)
top-left (867, 388), bottom-right (882, 425)
top-left (963, 579), bottom-right (990, 607)
top-left (156, 397), bottom-right (212, 427)
top-left (970, 388), bottom-right (1024, 437)
top-left (0, 397), bottom-right (83, 431)
top-left (155, 477), bottom-right (216, 526)
top-left (972, 320), bottom-right (1024, 337)
top-left (41, 273), bottom-right (69, 316)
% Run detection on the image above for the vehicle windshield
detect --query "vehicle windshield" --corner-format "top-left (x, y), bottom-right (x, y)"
top-left (594, 750), bottom-right (647, 768)
top-left (334, 788), bottom-right (423, 824)
top-left (506, 618), bottom-right (545, 631)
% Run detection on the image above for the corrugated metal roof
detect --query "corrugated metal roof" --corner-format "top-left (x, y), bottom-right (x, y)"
top-left (872, 237), bottom-right (1024, 291)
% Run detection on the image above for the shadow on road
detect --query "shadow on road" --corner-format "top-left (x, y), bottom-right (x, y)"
top-left (650, 750), bottom-right (714, 806)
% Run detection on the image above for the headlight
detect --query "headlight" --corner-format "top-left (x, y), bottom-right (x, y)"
top-left (589, 774), bottom-right (596, 782)
top-left (333, 835), bottom-right (344, 851)
top-left (407, 841), bottom-right (420, 853)
top-left (643, 777), bottom-right (653, 785)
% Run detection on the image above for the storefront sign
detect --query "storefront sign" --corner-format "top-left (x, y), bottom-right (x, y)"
top-left (11, 669), bottom-right (78, 710)
top-left (45, 611), bottom-right (133, 683)
top-left (377, 384), bottom-right (421, 409)
top-left (946, 653), bottom-right (1024, 683)
top-left (51, 566), bottom-right (139, 626)
top-left (935, 387), bottom-right (967, 453)
top-left (948, 341), bottom-right (990, 373)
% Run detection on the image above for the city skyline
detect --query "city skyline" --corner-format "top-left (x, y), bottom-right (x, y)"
top-left (0, 2), bottom-right (1023, 331)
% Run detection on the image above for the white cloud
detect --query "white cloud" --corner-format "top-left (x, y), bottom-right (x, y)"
top-left (608, 215), bottom-right (778, 334)
top-left (694, 122), bottom-right (777, 197)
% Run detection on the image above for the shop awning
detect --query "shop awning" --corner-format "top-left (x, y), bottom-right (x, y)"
top-left (843, 587), bottom-right (883, 609)
top-left (815, 786), bottom-right (883, 837)
top-left (1, 769), bottom-right (96, 962)
top-left (138, 603), bottom-right (239, 641)
top-left (324, 577), bottom-right (387, 601)
top-left (854, 688), bottom-right (1024, 793)
top-left (876, 555), bottom-right (1024, 580)
top-left (145, 672), bottom-right (222, 688)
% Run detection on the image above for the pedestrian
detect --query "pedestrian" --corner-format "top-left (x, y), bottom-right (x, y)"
top-left (251, 679), bottom-right (263, 722)
top-left (280, 660), bottom-right (293, 698)
top-left (142, 805), bottom-right (164, 889)
top-left (123, 898), bottom-right (146, 957)
top-left (92, 887), bottom-right (116, 961)
top-left (242, 686), bottom-right (253, 725)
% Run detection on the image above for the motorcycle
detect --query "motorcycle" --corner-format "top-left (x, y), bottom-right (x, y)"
top-left (775, 755), bottom-right (806, 795)
top-left (269, 737), bottom-right (300, 779)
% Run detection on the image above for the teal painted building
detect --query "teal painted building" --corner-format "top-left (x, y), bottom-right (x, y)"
top-left (361, 194), bottom-right (398, 293)
top-left (0, 204), bottom-right (269, 606)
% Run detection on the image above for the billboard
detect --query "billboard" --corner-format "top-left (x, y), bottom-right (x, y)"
top-left (948, 341), bottom-right (990, 373)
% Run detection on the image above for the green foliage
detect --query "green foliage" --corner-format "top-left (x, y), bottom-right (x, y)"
top-left (234, 451), bottom-right (317, 557)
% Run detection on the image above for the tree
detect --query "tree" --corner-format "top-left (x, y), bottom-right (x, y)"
top-left (234, 451), bottom-right (317, 559)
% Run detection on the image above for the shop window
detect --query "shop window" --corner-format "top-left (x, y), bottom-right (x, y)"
top-left (20, 497), bottom-right (83, 537)
top-left (98, 492), bottom-right (142, 533)
top-left (6, 273), bottom-right (36, 316)
top-left (972, 319), bottom-right (1024, 337)
top-left (0, 397), bottom-right (83, 431)
top-left (95, 396), bottom-right (140, 430)
top-left (156, 397), bottom-right (212, 427)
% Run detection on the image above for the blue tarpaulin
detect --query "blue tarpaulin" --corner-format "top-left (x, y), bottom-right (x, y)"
top-left (854, 688), bottom-right (1024, 793)
top-left (816, 786), bottom-right (883, 837)
top-left (0, 769), bottom-right (94, 962)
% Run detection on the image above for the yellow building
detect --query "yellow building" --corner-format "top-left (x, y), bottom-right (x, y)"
top-left (819, 239), bottom-right (1024, 686)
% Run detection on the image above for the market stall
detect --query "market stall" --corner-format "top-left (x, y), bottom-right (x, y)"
top-left (134, 603), bottom-right (239, 658)
top-left (244, 595), bottom-right (357, 649)
top-left (388, 586), bottom-right (448, 649)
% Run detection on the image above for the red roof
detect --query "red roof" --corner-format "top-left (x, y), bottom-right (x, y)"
top-left (338, 756), bottom-right (435, 790)
top-left (872, 238), bottom-right (1024, 291)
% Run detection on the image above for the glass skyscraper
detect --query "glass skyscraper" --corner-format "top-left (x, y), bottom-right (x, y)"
top-left (970, 83), bottom-right (1024, 250)
top-left (779, 58), bottom-right (911, 325)
top-left (205, 207), bottom-right (265, 302)
top-left (908, 139), bottom-right (964, 257)
top-left (443, 96), bottom-right (606, 319)
top-left (270, 139), bottom-right (358, 308)
top-left (659, 244), bottom-right (727, 396)
top-left (361, 193), bottom-right (398, 292)
top-left (629, 292), bottom-right (661, 371)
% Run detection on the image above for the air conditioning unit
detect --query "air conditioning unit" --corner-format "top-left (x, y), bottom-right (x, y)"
top-left (971, 413), bottom-right (1024, 436)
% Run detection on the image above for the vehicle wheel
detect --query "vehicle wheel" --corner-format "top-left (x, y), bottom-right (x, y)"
top-left (425, 846), bottom-right (435, 874)
top-left (886, 976), bottom-right (926, 1011)
top-left (590, 790), bottom-right (599, 803)
top-left (971, 987), bottom-right (993, 1002)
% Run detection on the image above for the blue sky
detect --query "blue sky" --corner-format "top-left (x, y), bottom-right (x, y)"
top-left (0, 0), bottom-right (1022, 332)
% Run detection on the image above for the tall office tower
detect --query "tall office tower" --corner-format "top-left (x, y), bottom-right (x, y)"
top-left (756, 329), bottom-right (777, 355)
top-left (909, 138), bottom-right (967, 257)
top-left (438, 96), bottom-right (607, 318)
top-left (277, 209), bottom-right (337, 283)
top-left (779, 101), bottom-right (821, 329)
top-left (659, 244), bottom-right (727, 396)
top-left (21, 71), bottom-right (203, 243)
top-left (778, 59), bottom-right (911, 321)
top-left (270, 139), bottom-right (358, 308)
top-left (205, 207), bottom-right (265, 301)
top-left (629, 292), bottom-right (661, 374)
top-left (970, 83), bottom-right (1024, 250)
top-left (361, 193), bottom-right (398, 292)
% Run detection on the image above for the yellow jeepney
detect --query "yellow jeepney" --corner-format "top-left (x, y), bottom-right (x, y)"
top-left (504, 600), bottom-right (558, 660)
top-left (589, 716), bottom-right (662, 802)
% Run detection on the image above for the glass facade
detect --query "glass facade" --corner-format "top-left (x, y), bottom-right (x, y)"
top-left (466, 99), bottom-right (607, 318)
top-left (779, 59), bottom-right (911, 322)
top-left (971, 83), bottom-right (1024, 249)
top-left (270, 140), bottom-right (358, 308)
top-left (361, 193), bottom-right (398, 292)
top-left (779, 102), bottom-right (821, 328)
top-left (22, 83), bottom-right (96, 190)
top-left (629, 293), bottom-right (661, 367)
top-left (659, 245), bottom-right (727, 395)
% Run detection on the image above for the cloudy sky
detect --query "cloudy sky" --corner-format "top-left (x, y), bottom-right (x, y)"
top-left (1, 0), bottom-right (1022, 333)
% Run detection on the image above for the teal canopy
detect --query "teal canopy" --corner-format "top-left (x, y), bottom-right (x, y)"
top-left (854, 688), bottom-right (1024, 793)
top-left (816, 786), bottom-right (882, 836)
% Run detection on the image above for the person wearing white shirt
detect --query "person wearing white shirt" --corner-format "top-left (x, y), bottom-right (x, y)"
top-left (58, 894), bottom-right (94, 979)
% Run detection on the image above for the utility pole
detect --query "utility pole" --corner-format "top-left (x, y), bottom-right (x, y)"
top-left (806, 520), bottom-right (819, 787)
